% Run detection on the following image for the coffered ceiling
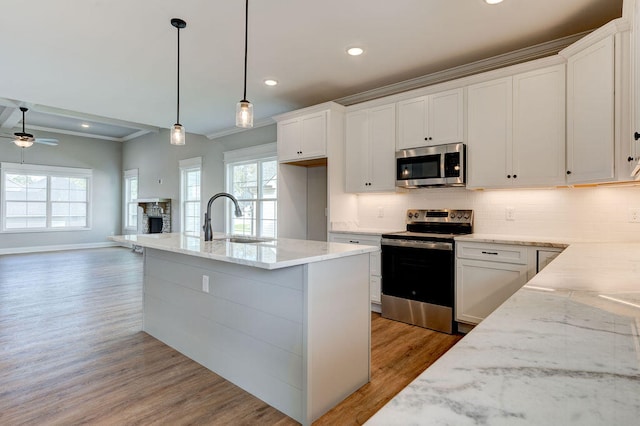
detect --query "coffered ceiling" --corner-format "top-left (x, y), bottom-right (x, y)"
top-left (0, 0), bottom-right (623, 142)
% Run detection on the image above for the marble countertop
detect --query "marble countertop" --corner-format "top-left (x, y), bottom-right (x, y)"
top-left (109, 232), bottom-right (378, 270)
top-left (367, 242), bottom-right (640, 425)
top-left (329, 228), bottom-right (405, 236)
top-left (455, 233), bottom-right (575, 248)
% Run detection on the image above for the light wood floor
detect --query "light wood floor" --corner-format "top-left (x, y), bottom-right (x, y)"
top-left (0, 247), bottom-right (462, 425)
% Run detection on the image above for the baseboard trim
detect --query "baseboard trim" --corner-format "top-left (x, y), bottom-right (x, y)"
top-left (0, 241), bottom-right (121, 255)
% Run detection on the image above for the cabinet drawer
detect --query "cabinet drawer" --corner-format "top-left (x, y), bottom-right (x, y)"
top-left (328, 233), bottom-right (380, 247)
top-left (456, 242), bottom-right (528, 264)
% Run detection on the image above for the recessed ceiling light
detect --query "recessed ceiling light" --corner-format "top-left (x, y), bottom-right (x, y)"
top-left (264, 79), bottom-right (278, 86)
top-left (81, 123), bottom-right (90, 128)
top-left (347, 47), bottom-right (364, 56)
top-left (485, 0), bottom-right (504, 4)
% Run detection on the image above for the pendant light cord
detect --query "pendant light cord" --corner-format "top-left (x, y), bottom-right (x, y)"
top-left (176, 25), bottom-right (181, 124)
top-left (243, 0), bottom-right (248, 101)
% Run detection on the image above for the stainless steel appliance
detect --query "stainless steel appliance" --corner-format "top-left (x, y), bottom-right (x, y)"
top-left (395, 142), bottom-right (465, 188)
top-left (381, 209), bottom-right (473, 333)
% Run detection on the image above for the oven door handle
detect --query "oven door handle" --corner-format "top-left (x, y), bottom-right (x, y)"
top-left (381, 238), bottom-right (453, 251)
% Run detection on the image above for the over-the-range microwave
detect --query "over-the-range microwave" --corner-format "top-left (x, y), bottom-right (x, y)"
top-left (395, 142), bottom-right (466, 188)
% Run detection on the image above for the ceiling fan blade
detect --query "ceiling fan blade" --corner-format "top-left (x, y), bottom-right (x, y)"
top-left (0, 134), bottom-right (15, 140)
top-left (34, 138), bottom-right (59, 146)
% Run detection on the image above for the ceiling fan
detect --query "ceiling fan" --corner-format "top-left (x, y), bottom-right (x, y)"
top-left (0, 107), bottom-right (59, 148)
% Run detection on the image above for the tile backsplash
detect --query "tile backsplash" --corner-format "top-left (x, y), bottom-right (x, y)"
top-left (354, 186), bottom-right (640, 241)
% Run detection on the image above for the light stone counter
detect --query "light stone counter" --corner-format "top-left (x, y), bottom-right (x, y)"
top-left (367, 242), bottom-right (640, 425)
top-left (455, 233), bottom-right (576, 248)
top-left (109, 232), bottom-right (377, 270)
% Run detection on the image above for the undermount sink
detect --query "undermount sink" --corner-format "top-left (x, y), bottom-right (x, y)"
top-left (215, 236), bottom-right (274, 244)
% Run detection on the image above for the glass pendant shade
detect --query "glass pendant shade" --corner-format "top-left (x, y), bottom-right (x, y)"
top-left (14, 139), bottom-right (34, 148)
top-left (170, 123), bottom-right (186, 145)
top-left (235, 100), bottom-right (253, 128)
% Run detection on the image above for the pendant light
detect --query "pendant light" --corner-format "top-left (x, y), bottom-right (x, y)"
top-left (170, 18), bottom-right (187, 145)
top-left (235, 0), bottom-right (253, 128)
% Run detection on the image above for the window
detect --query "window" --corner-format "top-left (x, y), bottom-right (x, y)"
top-left (224, 144), bottom-right (277, 238)
top-left (179, 157), bottom-right (201, 233)
top-left (1, 162), bottom-right (91, 232)
top-left (124, 169), bottom-right (138, 230)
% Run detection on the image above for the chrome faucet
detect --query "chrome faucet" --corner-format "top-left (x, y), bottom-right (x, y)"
top-left (203, 192), bottom-right (243, 241)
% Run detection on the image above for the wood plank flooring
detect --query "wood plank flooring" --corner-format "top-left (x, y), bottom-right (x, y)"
top-left (0, 248), bottom-right (462, 425)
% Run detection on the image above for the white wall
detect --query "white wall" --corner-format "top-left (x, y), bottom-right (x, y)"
top-left (122, 125), bottom-right (276, 234)
top-left (0, 130), bottom-right (122, 251)
top-left (350, 186), bottom-right (640, 242)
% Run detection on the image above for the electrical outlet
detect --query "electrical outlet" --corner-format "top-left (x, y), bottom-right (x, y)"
top-left (506, 207), bottom-right (516, 221)
top-left (629, 208), bottom-right (640, 223)
top-left (377, 206), bottom-right (384, 218)
top-left (202, 275), bottom-right (210, 293)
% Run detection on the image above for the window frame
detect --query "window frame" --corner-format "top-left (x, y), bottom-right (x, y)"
top-left (123, 168), bottom-right (138, 231)
top-left (1, 162), bottom-right (92, 233)
top-left (179, 157), bottom-right (202, 234)
top-left (224, 143), bottom-right (277, 238)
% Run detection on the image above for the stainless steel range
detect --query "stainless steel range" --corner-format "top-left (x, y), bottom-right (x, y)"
top-left (381, 209), bottom-right (473, 334)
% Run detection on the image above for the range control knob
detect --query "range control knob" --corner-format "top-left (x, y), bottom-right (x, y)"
top-left (450, 212), bottom-right (455, 218)
top-left (464, 213), bottom-right (470, 219)
top-left (408, 212), bottom-right (414, 219)
top-left (457, 213), bottom-right (463, 219)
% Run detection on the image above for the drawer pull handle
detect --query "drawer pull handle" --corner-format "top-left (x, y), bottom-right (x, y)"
top-left (349, 240), bottom-right (360, 244)
top-left (481, 251), bottom-right (499, 255)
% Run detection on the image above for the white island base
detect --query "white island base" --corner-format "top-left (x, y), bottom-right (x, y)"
top-left (142, 247), bottom-right (371, 425)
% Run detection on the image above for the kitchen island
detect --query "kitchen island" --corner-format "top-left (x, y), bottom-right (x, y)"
top-left (367, 242), bottom-right (640, 425)
top-left (110, 232), bottom-right (377, 426)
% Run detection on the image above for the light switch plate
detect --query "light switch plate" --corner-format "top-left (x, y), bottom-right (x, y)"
top-left (628, 208), bottom-right (640, 223)
top-left (202, 275), bottom-right (210, 293)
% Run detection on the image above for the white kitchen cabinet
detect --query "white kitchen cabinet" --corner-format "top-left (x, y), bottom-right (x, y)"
top-left (467, 64), bottom-right (566, 189)
top-left (537, 248), bottom-right (562, 273)
top-left (328, 232), bottom-right (382, 309)
top-left (345, 104), bottom-right (396, 192)
top-left (566, 35), bottom-right (615, 184)
top-left (397, 88), bottom-right (463, 149)
top-left (456, 241), bottom-right (564, 326)
top-left (456, 257), bottom-right (528, 325)
top-left (277, 111), bottom-right (327, 163)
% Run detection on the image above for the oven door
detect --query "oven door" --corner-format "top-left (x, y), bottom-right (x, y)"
top-left (381, 239), bottom-right (455, 333)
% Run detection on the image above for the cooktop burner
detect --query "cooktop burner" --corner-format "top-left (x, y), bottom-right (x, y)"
top-left (382, 209), bottom-right (473, 241)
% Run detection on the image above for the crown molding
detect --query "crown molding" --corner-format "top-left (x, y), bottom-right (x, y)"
top-left (334, 30), bottom-right (592, 106)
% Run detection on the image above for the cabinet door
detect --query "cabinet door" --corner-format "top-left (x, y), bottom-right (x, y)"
top-left (537, 249), bottom-right (561, 273)
top-left (456, 258), bottom-right (528, 325)
top-left (512, 65), bottom-right (566, 186)
top-left (397, 96), bottom-right (428, 149)
top-left (429, 88), bottom-right (464, 145)
top-left (345, 110), bottom-right (369, 192)
top-left (370, 275), bottom-right (382, 304)
top-left (300, 112), bottom-right (327, 159)
top-left (566, 35), bottom-right (615, 183)
top-left (368, 104), bottom-right (396, 191)
top-left (467, 77), bottom-right (513, 188)
top-left (277, 119), bottom-right (302, 162)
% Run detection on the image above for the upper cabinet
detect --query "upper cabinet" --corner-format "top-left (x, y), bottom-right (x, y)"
top-left (397, 88), bottom-right (464, 149)
top-left (345, 103), bottom-right (396, 192)
top-left (565, 36), bottom-right (615, 184)
top-left (467, 64), bottom-right (566, 189)
top-left (277, 110), bottom-right (327, 163)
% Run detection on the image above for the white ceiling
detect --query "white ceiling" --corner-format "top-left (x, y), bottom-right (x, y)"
top-left (0, 0), bottom-right (623, 141)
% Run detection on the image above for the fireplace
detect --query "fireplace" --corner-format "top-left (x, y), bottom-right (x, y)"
top-left (135, 198), bottom-right (171, 234)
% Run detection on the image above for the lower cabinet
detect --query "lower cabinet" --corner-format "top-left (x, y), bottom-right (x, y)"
top-left (456, 241), bottom-right (563, 326)
top-left (328, 232), bottom-right (382, 309)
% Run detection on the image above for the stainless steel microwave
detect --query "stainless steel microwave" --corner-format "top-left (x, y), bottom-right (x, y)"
top-left (396, 143), bottom-right (466, 188)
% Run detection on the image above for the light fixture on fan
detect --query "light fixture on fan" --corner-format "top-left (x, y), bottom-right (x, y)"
top-left (236, 0), bottom-right (253, 128)
top-left (14, 107), bottom-right (35, 148)
top-left (170, 18), bottom-right (187, 145)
